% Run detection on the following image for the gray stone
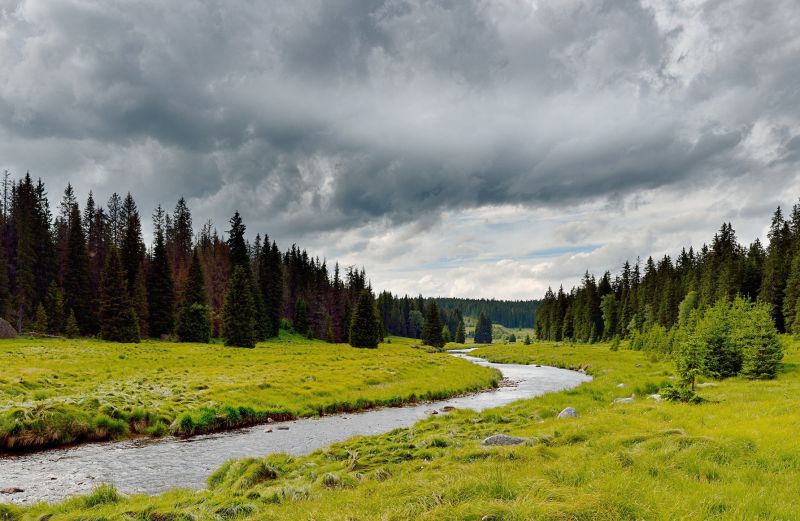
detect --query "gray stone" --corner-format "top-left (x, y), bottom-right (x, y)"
top-left (480, 434), bottom-right (526, 446)
top-left (613, 396), bottom-right (635, 404)
top-left (648, 394), bottom-right (662, 402)
top-left (557, 407), bottom-right (578, 419)
top-left (616, 383), bottom-right (626, 388)
top-left (1, 487), bottom-right (23, 494)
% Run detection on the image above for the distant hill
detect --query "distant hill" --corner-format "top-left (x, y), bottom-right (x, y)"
top-left (429, 297), bottom-right (539, 328)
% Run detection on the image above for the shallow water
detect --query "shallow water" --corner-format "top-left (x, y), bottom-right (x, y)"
top-left (0, 351), bottom-right (591, 504)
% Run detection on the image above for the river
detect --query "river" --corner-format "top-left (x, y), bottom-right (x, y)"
top-left (0, 350), bottom-right (591, 504)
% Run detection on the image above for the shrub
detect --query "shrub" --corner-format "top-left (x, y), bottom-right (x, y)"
top-left (660, 384), bottom-right (703, 404)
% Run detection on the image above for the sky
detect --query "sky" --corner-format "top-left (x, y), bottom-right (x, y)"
top-left (1, 0), bottom-right (799, 300)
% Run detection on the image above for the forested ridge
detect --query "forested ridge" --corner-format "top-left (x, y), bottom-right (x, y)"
top-left (374, 292), bottom-right (530, 341)
top-left (0, 172), bottom-right (372, 344)
top-left (430, 297), bottom-right (538, 328)
top-left (535, 206), bottom-right (800, 342)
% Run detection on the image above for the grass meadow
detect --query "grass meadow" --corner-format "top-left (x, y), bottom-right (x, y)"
top-left (6, 337), bottom-right (800, 519)
top-left (0, 334), bottom-right (499, 451)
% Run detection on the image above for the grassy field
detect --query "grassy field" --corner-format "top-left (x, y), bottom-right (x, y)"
top-left (0, 334), bottom-right (499, 451)
top-left (7, 338), bottom-right (800, 520)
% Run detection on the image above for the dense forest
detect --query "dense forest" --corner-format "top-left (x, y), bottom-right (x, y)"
top-left (535, 205), bottom-right (800, 343)
top-left (430, 297), bottom-right (538, 328)
top-left (0, 173), bottom-right (373, 344)
top-left (375, 292), bottom-right (520, 340)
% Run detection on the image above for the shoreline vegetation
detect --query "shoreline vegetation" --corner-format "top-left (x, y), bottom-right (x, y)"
top-left (0, 335), bottom-right (500, 453)
top-left (5, 338), bottom-right (799, 519)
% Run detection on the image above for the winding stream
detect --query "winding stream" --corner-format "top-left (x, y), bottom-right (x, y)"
top-left (0, 351), bottom-right (591, 504)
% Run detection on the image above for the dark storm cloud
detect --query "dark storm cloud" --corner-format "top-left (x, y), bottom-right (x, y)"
top-left (0, 0), bottom-right (799, 239)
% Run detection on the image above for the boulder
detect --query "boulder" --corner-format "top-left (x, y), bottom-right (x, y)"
top-left (614, 396), bottom-right (635, 404)
top-left (0, 318), bottom-right (17, 339)
top-left (616, 383), bottom-right (626, 388)
top-left (480, 434), bottom-right (526, 446)
top-left (648, 394), bottom-right (662, 402)
top-left (0, 487), bottom-right (23, 494)
top-left (557, 407), bottom-right (578, 419)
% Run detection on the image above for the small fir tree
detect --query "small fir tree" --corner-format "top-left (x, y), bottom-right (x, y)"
top-left (43, 281), bottom-right (64, 334)
top-left (441, 325), bottom-right (451, 344)
top-left (675, 323), bottom-right (706, 391)
top-left (33, 304), bottom-right (48, 334)
top-left (148, 211), bottom-right (175, 338)
top-left (63, 204), bottom-right (92, 334)
top-left (523, 334), bottom-right (531, 345)
top-left (222, 265), bottom-right (256, 348)
top-left (349, 289), bottom-right (379, 348)
top-left (455, 320), bottom-right (466, 344)
top-left (99, 247), bottom-right (141, 343)
top-left (132, 267), bottom-right (150, 339)
top-left (421, 301), bottom-right (444, 349)
top-left (474, 311), bottom-right (493, 344)
top-left (736, 300), bottom-right (783, 379)
top-left (293, 298), bottom-right (310, 336)
top-left (176, 249), bottom-right (211, 343)
top-left (65, 309), bottom-right (80, 338)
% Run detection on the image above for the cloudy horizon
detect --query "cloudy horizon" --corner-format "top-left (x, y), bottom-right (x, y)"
top-left (1, 0), bottom-right (799, 300)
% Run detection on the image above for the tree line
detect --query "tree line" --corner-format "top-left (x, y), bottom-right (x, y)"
top-left (0, 172), bottom-right (373, 346)
top-left (431, 297), bottom-right (538, 328)
top-left (536, 206), bottom-right (800, 343)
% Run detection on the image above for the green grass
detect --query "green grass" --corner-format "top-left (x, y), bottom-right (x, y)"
top-left (10, 337), bottom-right (800, 519)
top-left (0, 333), bottom-right (499, 451)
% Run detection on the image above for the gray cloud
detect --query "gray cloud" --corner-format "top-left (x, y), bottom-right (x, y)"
top-left (0, 0), bottom-right (799, 296)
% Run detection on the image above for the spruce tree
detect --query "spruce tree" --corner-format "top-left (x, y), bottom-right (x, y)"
top-left (132, 267), bottom-right (150, 338)
top-left (65, 309), bottom-right (80, 338)
top-left (735, 300), bottom-right (783, 380)
top-left (258, 239), bottom-right (283, 338)
top-left (760, 208), bottom-right (791, 331)
top-left (99, 247), bottom-right (140, 343)
top-left (222, 265), bottom-right (256, 348)
top-left (120, 193), bottom-right (145, 294)
top-left (421, 301), bottom-right (444, 349)
top-left (293, 297), bottom-right (310, 336)
top-left (43, 281), bottom-right (64, 334)
top-left (63, 205), bottom-right (92, 334)
top-left (148, 207), bottom-right (175, 338)
top-left (474, 311), bottom-right (493, 344)
top-left (455, 319), bottom-right (466, 344)
top-left (33, 303), bottom-right (48, 334)
top-left (675, 319), bottom-right (706, 391)
top-left (349, 289), bottom-right (379, 348)
top-left (177, 249), bottom-right (211, 343)
top-left (251, 278), bottom-right (269, 340)
top-left (226, 212), bottom-right (249, 269)
top-left (524, 333), bottom-right (531, 345)
top-left (441, 325), bottom-right (451, 344)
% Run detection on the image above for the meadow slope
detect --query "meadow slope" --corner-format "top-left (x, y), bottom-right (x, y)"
top-left (0, 335), bottom-right (499, 451)
top-left (6, 339), bottom-right (799, 520)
